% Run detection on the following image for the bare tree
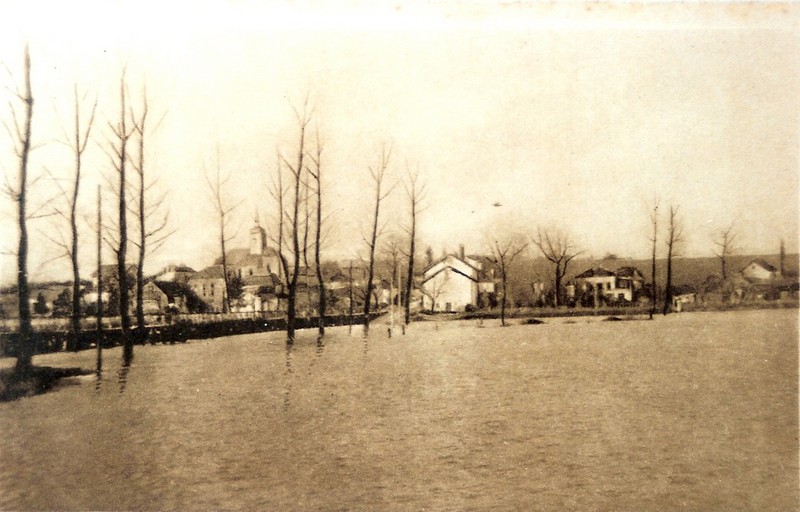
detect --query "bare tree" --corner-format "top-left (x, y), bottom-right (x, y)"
top-left (489, 237), bottom-right (528, 326)
top-left (276, 100), bottom-right (311, 343)
top-left (401, 166), bottom-right (426, 326)
top-left (362, 146), bottom-right (393, 333)
top-left (42, 85), bottom-right (97, 350)
top-left (348, 260), bottom-right (354, 333)
top-left (104, 73), bottom-right (137, 364)
top-left (532, 227), bottom-right (582, 307)
top-left (649, 198), bottom-right (659, 319)
top-left (2, 46), bottom-right (35, 374)
top-left (712, 221), bottom-right (737, 281)
top-left (205, 145), bottom-right (240, 314)
top-left (130, 90), bottom-right (171, 342)
top-left (307, 129), bottom-right (327, 337)
top-left (383, 235), bottom-right (403, 335)
top-left (663, 205), bottom-right (684, 315)
top-left (95, 185), bottom-right (103, 375)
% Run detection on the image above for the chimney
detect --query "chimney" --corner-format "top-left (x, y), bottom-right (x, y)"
top-left (459, 244), bottom-right (465, 261)
top-left (780, 239), bottom-right (786, 277)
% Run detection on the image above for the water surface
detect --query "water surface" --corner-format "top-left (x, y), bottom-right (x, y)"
top-left (0, 310), bottom-right (797, 510)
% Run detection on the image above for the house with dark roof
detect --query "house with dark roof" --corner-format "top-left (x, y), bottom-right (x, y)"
top-left (574, 266), bottom-right (644, 303)
top-left (741, 259), bottom-right (779, 282)
top-left (739, 258), bottom-right (799, 300)
top-left (142, 280), bottom-right (191, 314)
top-left (188, 265), bottom-right (228, 312)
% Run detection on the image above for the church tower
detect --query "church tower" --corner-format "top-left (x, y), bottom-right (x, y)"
top-left (249, 212), bottom-right (267, 256)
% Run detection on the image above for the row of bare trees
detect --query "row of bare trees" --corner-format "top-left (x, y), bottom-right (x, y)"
top-left (3, 47), bottom-right (169, 372)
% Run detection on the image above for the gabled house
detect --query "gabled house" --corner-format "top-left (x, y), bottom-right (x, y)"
top-left (574, 266), bottom-right (644, 303)
top-left (420, 252), bottom-right (495, 312)
top-left (739, 258), bottom-right (799, 300)
top-left (188, 265), bottom-right (228, 312)
top-left (141, 280), bottom-right (191, 314)
top-left (741, 259), bottom-right (779, 281)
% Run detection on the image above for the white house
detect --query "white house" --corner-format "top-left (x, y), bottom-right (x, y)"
top-left (574, 266), bottom-right (644, 303)
top-left (741, 259), bottom-right (779, 281)
top-left (420, 253), bottom-right (493, 312)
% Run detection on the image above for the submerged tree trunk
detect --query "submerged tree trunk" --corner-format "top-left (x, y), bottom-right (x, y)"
top-left (649, 201), bottom-right (658, 320)
top-left (96, 185), bottom-right (103, 374)
top-left (14, 46), bottom-right (34, 374)
top-left (363, 148), bottom-right (392, 333)
top-left (115, 79), bottom-right (132, 364)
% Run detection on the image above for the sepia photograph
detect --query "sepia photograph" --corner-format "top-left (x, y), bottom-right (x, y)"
top-left (0, 1), bottom-right (798, 509)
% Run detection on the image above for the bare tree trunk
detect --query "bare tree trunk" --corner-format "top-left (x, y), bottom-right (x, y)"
top-left (363, 148), bottom-right (392, 332)
top-left (713, 222), bottom-right (737, 281)
top-left (287, 120), bottom-right (306, 343)
top-left (113, 77), bottom-right (133, 364)
top-left (500, 270), bottom-right (508, 326)
top-left (649, 201), bottom-right (658, 319)
top-left (65, 85), bottom-right (96, 351)
top-left (96, 185), bottom-right (103, 374)
top-left (220, 217), bottom-right (231, 313)
top-left (348, 261), bottom-right (354, 334)
top-left (12, 47), bottom-right (34, 374)
top-left (663, 205), bottom-right (682, 315)
top-left (404, 211), bottom-right (415, 325)
top-left (207, 145), bottom-right (240, 315)
top-left (663, 242), bottom-right (673, 315)
top-left (134, 107), bottom-right (147, 342)
top-left (532, 227), bottom-right (581, 309)
top-left (490, 238), bottom-right (526, 327)
top-left (308, 136), bottom-right (326, 337)
top-left (403, 169), bottom-right (425, 327)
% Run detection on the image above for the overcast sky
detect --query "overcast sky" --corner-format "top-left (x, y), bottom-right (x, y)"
top-left (1, 1), bottom-right (798, 284)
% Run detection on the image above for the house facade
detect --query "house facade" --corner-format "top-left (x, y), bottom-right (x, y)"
top-left (188, 265), bottom-right (227, 312)
top-left (142, 281), bottom-right (189, 314)
top-left (741, 259), bottom-right (779, 281)
top-left (420, 253), bottom-right (494, 312)
top-left (574, 266), bottom-right (644, 303)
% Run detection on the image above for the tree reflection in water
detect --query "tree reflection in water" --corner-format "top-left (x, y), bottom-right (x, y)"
top-left (283, 343), bottom-right (293, 410)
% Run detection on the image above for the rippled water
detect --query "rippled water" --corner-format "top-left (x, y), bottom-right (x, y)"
top-left (0, 310), bottom-right (797, 510)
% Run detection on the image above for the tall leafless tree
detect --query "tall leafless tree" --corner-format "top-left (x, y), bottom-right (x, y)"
top-left (206, 145), bottom-right (241, 314)
top-left (42, 85), bottom-right (97, 350)
top-left (663, 205), bottom-right (683, 315)
top-left (131, 91), bottom-right (171, 342)
top-left (2, 46), bottom-right (35, 374)
top-left (712, 221), bottom-right (737, 281)
top-left (532, 227), bottom-right (582, 307)
top-left (275, 100), bottom-right (311, 343)
top-left (362, 146), bottom-right (393, 333)
top-left (489, 237), bottom-right (528, 326)
top-left (649, 198), bottom-right (659, 319)
top-left (104, 73), bottom-right (136, 363)
top-left (383, 235), bottom-right (403, 335)
top-left (402, 167), bottom-right (426, 326)
top-left (95, 185), bottom-right (103, 375)
top-left (307, 129), bottom-right (327, 337)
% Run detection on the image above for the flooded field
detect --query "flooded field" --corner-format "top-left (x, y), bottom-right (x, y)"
top-left (0, 309), bottom-right (797, 511)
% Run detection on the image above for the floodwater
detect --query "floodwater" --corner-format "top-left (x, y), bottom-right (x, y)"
top-left (0, 310), bottom-right (797, 510)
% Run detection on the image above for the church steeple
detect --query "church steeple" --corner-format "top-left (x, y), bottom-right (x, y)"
top-left (249, 209), bottom-right (267, 255)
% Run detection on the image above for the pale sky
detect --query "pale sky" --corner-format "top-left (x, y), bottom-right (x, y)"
top-left (1, 1), bottom-right (798, 284)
